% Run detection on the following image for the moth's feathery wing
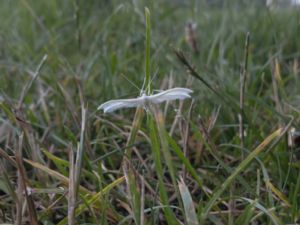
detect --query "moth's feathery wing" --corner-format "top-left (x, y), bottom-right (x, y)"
top-left (98, 98), bottom-right (144, 113)
top-left (148, 87), bottom-right (193, 104)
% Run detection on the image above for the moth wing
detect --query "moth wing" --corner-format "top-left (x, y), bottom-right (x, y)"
top-left (148, 88), bottom-right (193, 104)
top-left (98, 98), bottom-right (144, 113)
top-left (164, 87), bottom-right (193, 94)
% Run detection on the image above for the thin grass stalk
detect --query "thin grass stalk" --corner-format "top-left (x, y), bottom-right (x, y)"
top-left (67, 105), bottom-right (86, 224)
top-left (74, 106), bottom-right (86, 191)
top-left (74, 106), bottom-right (86, 188)
top-left (15, 134), bottom-right (24, 225)
top-left (228, 185), bottom-right (235, 225)
top-left (181, 100), bottom-right (194, 180)
top-left (144, 7), bottom-right (151, 95)
top-left (15, 132), bottom-right (39, 225)
top-left (123, 160), bottom-right (141, 225)
top-left (68, 148), bottom-right (76, 225)
top-left (15, 55), bottom-right (48, 181)
top-left (173, 48), bottom-right (238, 109)
top-left (234, 31), bottom-right (250, 224)
top-left (239, 32), bottom-right (250, 158)
top-left (73, 0), bottom-right (81, 51)
top-left (169, 99), bottom-right (184, 136)
top-left (121, 8), bottom-right (152, 224)
top-left (18, 54), bottom-right (47, 109)
top-left (271, 57), bottom-right (285, 127)
top-left (140, 171), bottom-right (145, 225)
top-left (57, 83), bottom-right (80, 129)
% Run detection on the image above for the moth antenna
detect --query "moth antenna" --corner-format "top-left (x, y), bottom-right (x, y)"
top-left (120, 73), bottom-right (141, 92)
top-left (141, 77), bottom-right (146, 96)
top-left (150, 68), bottom-right (159, 88)
top-left (142, 68), bottom-right (160, 96)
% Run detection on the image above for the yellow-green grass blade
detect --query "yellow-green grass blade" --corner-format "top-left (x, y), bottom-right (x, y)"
top-left (24, 159), bottom-right (92, 195)
top-left (200, 127), bottom-right (287, 223)
top-left (57, 176), bottom-right (125, 225)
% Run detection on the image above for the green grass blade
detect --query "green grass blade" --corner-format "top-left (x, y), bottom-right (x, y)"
top-left (178, 177), bottom-right (199, 225)
top-left (148, 115), bottom-right (179, 225)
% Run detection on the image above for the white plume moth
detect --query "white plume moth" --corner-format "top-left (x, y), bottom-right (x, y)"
top-left (98, 87), bottom-right (193, 113)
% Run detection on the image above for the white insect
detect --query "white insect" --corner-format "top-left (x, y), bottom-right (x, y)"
top-left (98, 87), bottom-right (193, 113)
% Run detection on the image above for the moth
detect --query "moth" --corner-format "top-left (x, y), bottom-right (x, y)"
top-left (98, 87), bottom-right (193, 113)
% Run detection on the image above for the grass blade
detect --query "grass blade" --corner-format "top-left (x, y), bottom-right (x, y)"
top-left (178, 177), bottom-right (199, 225)
top-left (148, 115), bottom-right (179, 225)
top-left (23, 159), bottom-right (92, 195)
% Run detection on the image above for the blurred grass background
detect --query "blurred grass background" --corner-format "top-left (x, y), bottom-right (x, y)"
top-left (0, 0), bottom-right (300, 224)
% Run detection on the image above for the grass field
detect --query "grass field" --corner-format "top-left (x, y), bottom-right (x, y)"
top-left (0, 1), bottom-right (300, 224)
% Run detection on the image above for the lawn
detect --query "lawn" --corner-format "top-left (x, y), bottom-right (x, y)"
top-left (0, 1), bottom-right (299, 224)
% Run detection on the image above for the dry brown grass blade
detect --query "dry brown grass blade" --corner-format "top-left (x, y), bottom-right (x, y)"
top-left (68, 148), bottom-right (76, 225)
top-left (14, 107), bottom-right (47, 182)
top-left (15, 133), bottom-right (39, 225)
top-left (15, 133), bottom-right (24, 225)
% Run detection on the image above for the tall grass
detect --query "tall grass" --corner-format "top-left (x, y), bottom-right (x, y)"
top-left (0, 1), bottom-right (299, 224)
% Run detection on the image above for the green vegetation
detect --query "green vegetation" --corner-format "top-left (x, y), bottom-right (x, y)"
top-left (0, 1), bottom-right (299, 224)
